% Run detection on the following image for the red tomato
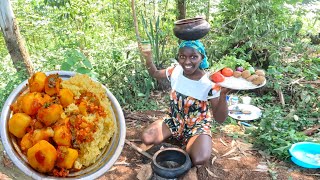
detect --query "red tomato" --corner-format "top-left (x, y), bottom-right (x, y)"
top-left (221, 68), bottom-right (233, 77)
top-left (210, 72), bottom-right (225, 83)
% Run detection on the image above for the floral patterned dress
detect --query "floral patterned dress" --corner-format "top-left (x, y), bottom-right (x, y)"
top-left (164, 64), bottom-right (221, 144)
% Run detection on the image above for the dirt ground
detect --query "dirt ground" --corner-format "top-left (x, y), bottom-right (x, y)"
top-left (98, 110), bottom-right (319, 180)
top-left (0, 110), bottom-right (319, 180)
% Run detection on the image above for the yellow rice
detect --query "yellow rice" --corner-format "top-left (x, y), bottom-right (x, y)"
top-left (61, 74), bottom-right (115, 168)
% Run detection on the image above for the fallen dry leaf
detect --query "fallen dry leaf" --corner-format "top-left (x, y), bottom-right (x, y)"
top-left (228, 156), bottom-right (242, 161)
top-left (222, 147), bottom-right (237, 157)
top-left (220, 138), bottom-right (228, 147)
top-left (212, 147), bottom-right (219, 153)
top-left (211, 156), bottom-right (217, 165)
top-left (236, 140), bottom-right (253, 151)
top-left (221, 124), bottom-right (244, 134)
top-left (231, 139), bottom-right (236, 147)
top-left (108, 167), bottom-right (117, 172)
top-left (205, 168), bottom-right (218, 178)
top-left (114, 157), bottom-right (130, 166)
top-left (253, 162), bottom-right (269, 172)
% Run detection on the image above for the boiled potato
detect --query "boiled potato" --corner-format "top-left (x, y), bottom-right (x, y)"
top-left (22, 92), bottom-right (44, 116)
top-left (246, 75), bottom-right (259, 82)
top-left (42, 94), bottom-right (52, 105)
top-left (20, 127), bottom-right (54, 151)
top-left (55, 117), bottom-right (70, 126)
top-left (9, 113), bottom-right (32, 138)
top-left (59, 89), bottom-right (74, 107)
top-left (27, 140), bottom-right (57, 173)
top-left (252, 76), bottom-right (266, 85)
top-left (255, 69), bottom-right (265, 76)
top-left (233, 71), bottom-right (242, 78)
top-left (56, 146), bottom-right (79, 169)
top-left (20, 132), bottom-right (33, 151)
top-left (37, 104), bottom-right (63, 126)
top-left (44, 74), bottom-right (61, 96)
top-left (28, 72), bottom-right (47, 93)
top-left (32, 127), bottom-right (54, 144)
top-left (241, 70), bottom-right (251, 79)
top-left (53, 125), bottom-right (72, 146)
top-left (10, 95), bottom-right (25, 113)
top-left (31, 119), bottom-right (45, 130)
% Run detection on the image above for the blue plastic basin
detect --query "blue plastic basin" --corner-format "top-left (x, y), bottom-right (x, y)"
top-left (289, 142), bottom-right (320, 169)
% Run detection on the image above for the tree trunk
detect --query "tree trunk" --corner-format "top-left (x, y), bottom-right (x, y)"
top-left (176, 0), bottom-right (186, 20)
top-left (0, 0), bottom-right (34, 76)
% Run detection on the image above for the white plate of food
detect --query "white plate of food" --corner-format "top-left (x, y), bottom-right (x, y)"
top-left (208, 66), bottom-right (267, 90)
top-left (218, 76), bottom-right (266, 90)
top-left (228, 104), bottom-right (262, 121)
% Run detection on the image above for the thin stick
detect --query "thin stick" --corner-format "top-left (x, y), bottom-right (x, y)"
top-left (125, 139), bottom-right (153, 159)
top-left (276, 89), bottom-right (285, 107)
top-left (130, 0), bottom-right (144, 63)
top-left (131, 0), bottom-right (141, 43)
top-left (289, 77), bottom-right (305, 85)
top-left (127, 138), bottom-right (142, 142)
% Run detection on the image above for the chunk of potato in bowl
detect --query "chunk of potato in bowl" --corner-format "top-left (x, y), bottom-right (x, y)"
top-left (0, 71), bottom-right (126, 180)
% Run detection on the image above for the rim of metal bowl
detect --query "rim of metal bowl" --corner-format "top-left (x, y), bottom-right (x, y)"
top-left (0, 71), bottom-right (126, 180)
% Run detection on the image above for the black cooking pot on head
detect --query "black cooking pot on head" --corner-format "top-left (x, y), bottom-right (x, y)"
top-left (173, 17), bottom-right (210, 40)
top-left (151, 148), bottom-right (192, 179)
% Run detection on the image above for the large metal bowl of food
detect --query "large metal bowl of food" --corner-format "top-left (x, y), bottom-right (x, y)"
top-left (0, 71), bottom-right (126, 180)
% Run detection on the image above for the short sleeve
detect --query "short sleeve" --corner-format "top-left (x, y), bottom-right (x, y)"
top-left (165, 64), bottom-right (177, 81)
top-left (207, 83), bottom-right (221, 99)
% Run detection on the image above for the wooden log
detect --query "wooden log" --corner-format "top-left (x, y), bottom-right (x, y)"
top-left (125, 139), bottom-right (152, 159)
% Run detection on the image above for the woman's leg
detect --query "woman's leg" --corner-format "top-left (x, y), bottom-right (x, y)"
top-left (186, 134), bottom-right (212, 165)
top-left (141, 119), bottom-right (172, 145)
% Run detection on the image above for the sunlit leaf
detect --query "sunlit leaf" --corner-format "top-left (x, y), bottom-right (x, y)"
top-left (66, 57), bottom-right (77, 66)
top-left (82, 58), bottom-right (92, 69)
top-left (76, 67), bottom-right (90, 74)
top-left (61, 62), bottom-right (71, 70)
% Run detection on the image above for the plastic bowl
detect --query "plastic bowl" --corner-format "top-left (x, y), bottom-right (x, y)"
top-left (289, 142), bottom-right (320, 169)
top-left (0, 71), bottom-right (126, 179)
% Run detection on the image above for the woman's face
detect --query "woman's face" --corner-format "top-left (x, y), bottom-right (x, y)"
top-left (177, 47), bottom-right (203, 75)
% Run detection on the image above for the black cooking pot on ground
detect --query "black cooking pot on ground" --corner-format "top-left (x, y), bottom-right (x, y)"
top-left (173, 17), bottom-right (210, 40)
top-left (151, 148), bottom-right (192, 179)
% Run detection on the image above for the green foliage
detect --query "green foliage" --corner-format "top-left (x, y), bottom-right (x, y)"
top-left (267, 57), bottom-right (319, 108)
top-left (207, 0), bottom-right (303, 68)
top-left (44, 0), bottom-right (70, 8)
top-left (61, 49), bottom-right (93, 75)
top-left (141, 16), bottom-right (162, 66)
top-left (210, 55), bottom-right (253, 72)
top-left (0, 62), bottom-right (28, 109)
top-left (93, 50), bottom-right (157, 111)
top-left (247, 56), bottom-right (320, 159)
top-left (250, 105), bottom-right (308, 159)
